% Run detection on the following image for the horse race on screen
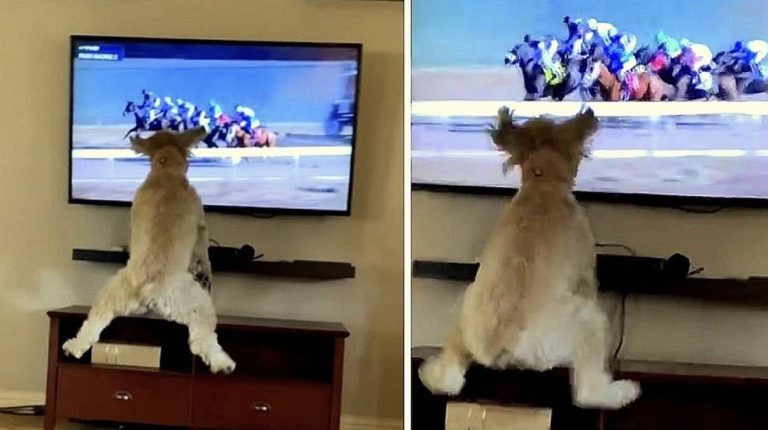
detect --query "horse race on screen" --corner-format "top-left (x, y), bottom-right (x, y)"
top-left (412, 0), bottom-right (768, 201)
top-left (71, 39), bottom-right (359, 212)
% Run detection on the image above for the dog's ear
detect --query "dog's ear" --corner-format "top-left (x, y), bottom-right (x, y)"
top-left (130, 135), bottom-right (153, 156)
top-left (175, 127), bottom-right (207, 148)
top-left (561, 107), bottom-right (598, 142)
top-left (489, 106), bottom-right (531, 171)
top-left (489, 106), bottom-right (522, 153)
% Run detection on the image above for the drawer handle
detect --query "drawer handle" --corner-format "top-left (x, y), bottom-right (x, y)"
top-left (251, 402), bottom-right (272, 412)
top-left (113, 391), bottom-right (133, 401)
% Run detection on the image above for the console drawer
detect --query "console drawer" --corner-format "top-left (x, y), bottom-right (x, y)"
top-left (192, 377), bottom-right (331, 430)
top-left (56, 365), bottom-right (192, 426)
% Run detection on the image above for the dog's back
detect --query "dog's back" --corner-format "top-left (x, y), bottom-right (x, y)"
top-left (124, 129), bottom-right (207, 289)
top-left (461, 108), bottom-right (599, 366)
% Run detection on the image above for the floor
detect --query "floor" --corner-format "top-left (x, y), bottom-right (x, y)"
top-left (0, 415), bottom-right (176, 430)
top-left (0, 415), bottom-right (89, 430)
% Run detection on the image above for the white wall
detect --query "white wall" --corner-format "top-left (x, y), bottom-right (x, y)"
top-left (0, 0), bottom-right (403, 422)
top-left (413, 191), bottom-right (768, 366)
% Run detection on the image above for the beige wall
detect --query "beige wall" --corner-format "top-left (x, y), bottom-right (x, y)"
top-left (413, 191), bottom-right (768, 366)
top-left (0, 0), bottom-right (403, 421)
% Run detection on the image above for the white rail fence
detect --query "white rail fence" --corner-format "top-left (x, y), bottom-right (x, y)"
top-left (72, 146), bottom-right (352, 166)
top-left (412, 101), bottom-right (768, 118)
top-left (411, 149), bottom-right (768, 160)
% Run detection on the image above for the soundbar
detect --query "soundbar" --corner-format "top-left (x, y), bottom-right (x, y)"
top-left (413, 254), bottom-right (687, 284)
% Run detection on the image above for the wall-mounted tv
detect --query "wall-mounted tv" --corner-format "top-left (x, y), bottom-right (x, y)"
top-left (411, 0), bottom-right (768, 208)
top-left (70, 35), bottom-right (361, 215)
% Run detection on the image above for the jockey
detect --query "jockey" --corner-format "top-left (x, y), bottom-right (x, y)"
top-left (139, 89), bottom-right (158, 109)
top-left (530, 35), bottom-right (566, 84)
top-left (655, 31), bottom-right (682, 59)
top-left (746, 39), bottom-right (768, 63)
top-left (160, 96), bottom-right (176, 117)
top-left (183, 101), bottom-right (197, 126)
top-left (585, 17), bottom-right (618, 48)
top-left (604, 33), bottom-right (638, 80)
top-left (235, 104), bottom-right (260, 133)
top-left (563, 16), bottom-right (586, 42)
top-left (147, 103), bottom-right (163, 128)
top-left (560, 18), bottom-right (590, 59)
top-left (615, 33), bottom-right (638, 77)
top-left (176, 98), bottom-right (188, 119)
top-left (208, 100), bottom-right (224, 124)
top-left (193, 108), bottom-right (211, 131)
top-left (177, 99), bottom-right (196, 128)
top-left (535, 36), bottom-right (559, 68)
top-left (680, 38), bottom-right (715, 93)
top-left (734, 39), bottom-right (768, 77)
top-left (680, 38), bottom-right (714, 72)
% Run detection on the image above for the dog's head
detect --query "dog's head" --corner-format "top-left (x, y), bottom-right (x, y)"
top-left (130, 127), bottom-right (207, 171)
top-left (489, 106), bottom-right (598, 186)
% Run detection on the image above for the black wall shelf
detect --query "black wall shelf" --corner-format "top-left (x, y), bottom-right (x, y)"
top-left (72, 248), bottom-right (356, 280)
top-left (413, 258), bottom-right (768, 306)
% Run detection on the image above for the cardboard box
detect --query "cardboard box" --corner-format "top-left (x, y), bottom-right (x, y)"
top-left (91, 342), bottom-right (161, 369)
top-left (446, 402), bottom-right (552, 430)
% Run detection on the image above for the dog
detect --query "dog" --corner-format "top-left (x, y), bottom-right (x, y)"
top-left (419, 107), bottom-right (640, 409)
top-left (62, 127), bottom-right (235, 374)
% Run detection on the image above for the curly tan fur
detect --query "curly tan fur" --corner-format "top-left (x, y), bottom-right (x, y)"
top-left (420, 108), bottom-right (640, 409)
top-left (62, 128), bottom-right (235, 374)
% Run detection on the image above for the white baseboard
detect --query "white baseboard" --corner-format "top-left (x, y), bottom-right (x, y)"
top-left (0, 390), bottom-right (403, 430)
top-left (0, 389), bottom-right (45, 408)
top-left (342, 415), bottom-right (403, 430)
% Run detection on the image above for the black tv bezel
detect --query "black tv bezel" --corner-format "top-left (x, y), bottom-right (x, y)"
top-left (411, 182), bottom-right (768, 210)
top-left (68, 34), bottom-right (363, 217)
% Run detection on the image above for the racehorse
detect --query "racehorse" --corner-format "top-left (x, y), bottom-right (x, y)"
top-left (122, 101), bottom-right (163, 139)
top-left (505, 41), bottom-right (583, 100)
top-left (228, 123), bottom-right (278, 148)
top-left (583, 61), bottom-right (673, 101)
top-left (712, 51), bottom-right (768, 100)
top-left (646, 51), bottom-right (703, 100)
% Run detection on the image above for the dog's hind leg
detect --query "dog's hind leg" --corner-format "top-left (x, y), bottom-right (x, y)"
top-left (570, 303), bottom-right (640, 409)
top-left (418, 326), bottom-right (472, 395)
top-left (62, 268), bottom-right (141, 358)
top-left (150, 274), bottom-right (235, 374)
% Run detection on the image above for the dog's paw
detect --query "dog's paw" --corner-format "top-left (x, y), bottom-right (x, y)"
top-left (208, 350), bottom-right (236, 374)
top-left (418, 356), bottom-right (465, 395)
top-left (606, 379), bottom-right (641, 407)
top-left (62, 338), bottom-right (91, 359)
top-left (574, 379), bottom-right (640, 409)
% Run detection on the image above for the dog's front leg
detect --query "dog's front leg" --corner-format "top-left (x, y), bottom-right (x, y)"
top-left (569, 301), bottom-right (640, 409)
top-left (191, 221), bottom-right (212, 290)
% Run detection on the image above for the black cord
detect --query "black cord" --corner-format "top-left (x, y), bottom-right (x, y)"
top-left (208, 238), bottom-right (221, 246)
top-left (596, 243), bottom-right (637, 256)
top-left (611, 292), bottom-right (627, 363)
top-left (0, 405), bottom-right (44, 415)
top-left (674, 205), bottom-right (725, 214)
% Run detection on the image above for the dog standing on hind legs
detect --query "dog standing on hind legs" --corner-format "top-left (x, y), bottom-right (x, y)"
top-left (419, 107), bottom-right (640, 409)
top-left (62, 127), bottom-right (235, 374)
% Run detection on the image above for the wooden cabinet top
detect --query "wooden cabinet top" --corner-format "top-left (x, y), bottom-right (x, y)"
top-left (49, 306), bottom-right (349, 338)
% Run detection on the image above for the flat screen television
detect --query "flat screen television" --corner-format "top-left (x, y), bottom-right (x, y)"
top-left (412, 0), bottom-right (768, 207)
top-left (69, 35), bottom-right (361, 215)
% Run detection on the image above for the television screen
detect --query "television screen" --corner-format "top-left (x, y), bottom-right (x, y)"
top-left (70, 36), bottom-right (361, 215)
top-left (412, 0), bottom-right (768, 206)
